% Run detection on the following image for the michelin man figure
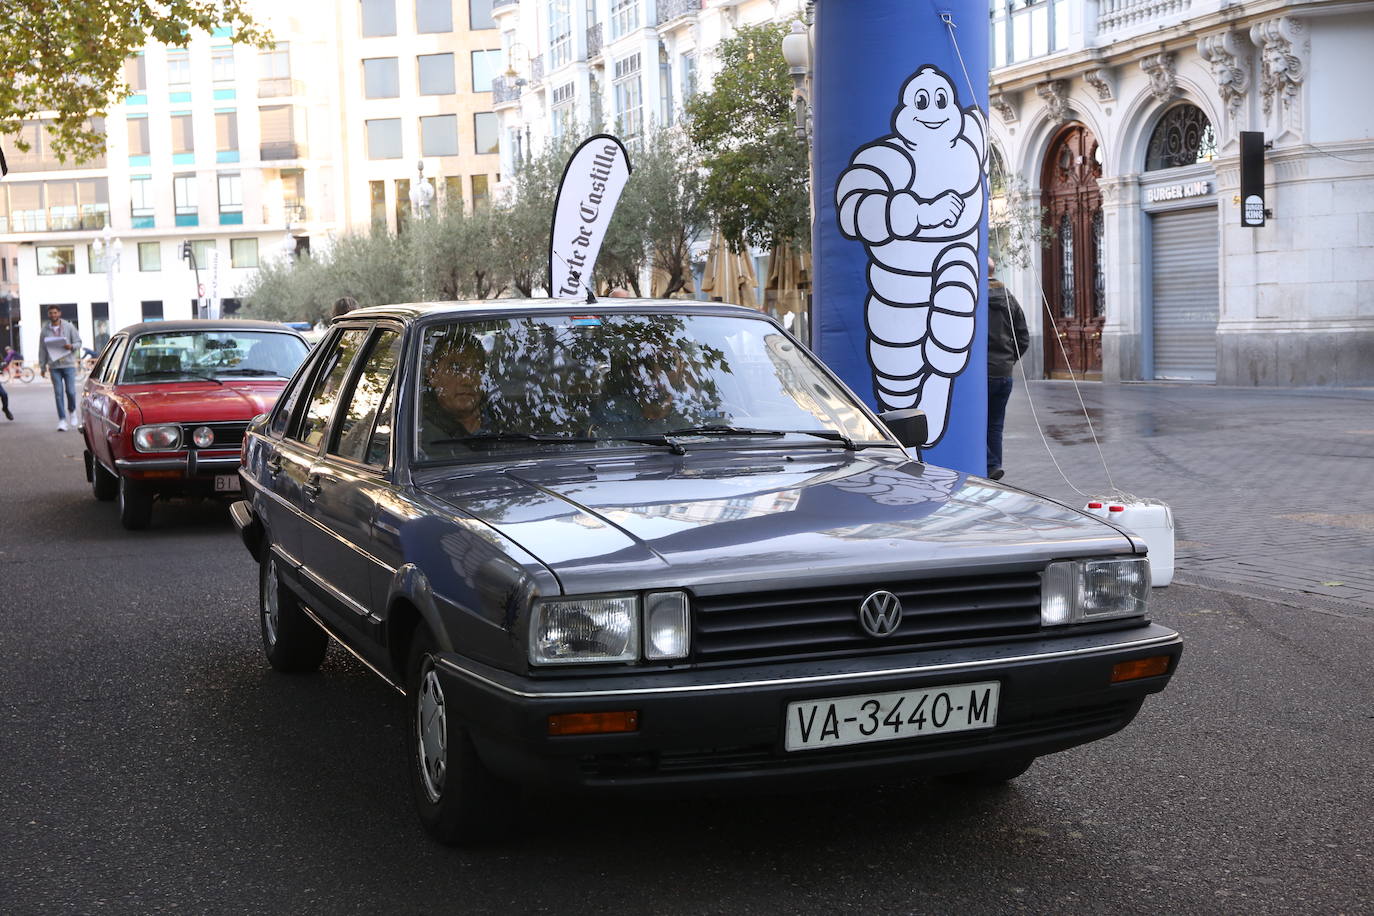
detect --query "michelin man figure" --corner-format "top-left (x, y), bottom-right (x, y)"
top-left (836, 65), bottom-right (987, 448)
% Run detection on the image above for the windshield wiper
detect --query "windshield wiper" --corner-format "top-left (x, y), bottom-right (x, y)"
top-left (602, 435), bottom-right (688, 456)
top-left (785, 429), bottom-right (861, 450)
top-left (132, 370), bottom-right (223, 386)
top-left (217, 368), bottom-right (289, 378)
top-left (670, 425), bottom-right (862, 450)
top-left (429, 432), bottom-right (599, 447)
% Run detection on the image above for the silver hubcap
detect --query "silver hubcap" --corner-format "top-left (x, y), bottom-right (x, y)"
top-left (262, 559), bottom-right (280, 647)
top-left (417, 662), bottom-right (447, 803)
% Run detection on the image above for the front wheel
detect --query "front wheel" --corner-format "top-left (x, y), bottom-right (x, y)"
top-left (406, 630), bottom-right (506, 845)
top-left (259, 553), bottom-right (327, 673)
top-left (91, 455), bottom-right (118, 501)
top-left (118, 477), bottom-right (153, 529)
top-left (17, 366), bottom-right (34, 384)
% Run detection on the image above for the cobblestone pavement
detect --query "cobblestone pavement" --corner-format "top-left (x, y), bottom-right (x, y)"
top-left (999, 380), bottom-right (1374, 613)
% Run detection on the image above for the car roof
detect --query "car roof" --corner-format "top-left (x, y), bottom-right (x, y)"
top-left (334, 298), bottom-right (769, 324)
top-left (117, 319), bottom-right (305, 337)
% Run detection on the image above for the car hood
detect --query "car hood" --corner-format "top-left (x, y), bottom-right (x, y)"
top-left (416, 449), bottom-right (1136, 595)
top-left (122, 382), bottom-right (286, 424)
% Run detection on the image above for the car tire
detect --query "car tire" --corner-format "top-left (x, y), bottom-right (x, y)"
top-left (259, 552), bottom-right (327, 673)
top-left (91, 457), bottom-right (118, 502)
top-left (940, 756), bottom-right (1036, 787)
top-left (406, 629), bottom-right (506, 845)
top-left (118, 477), bottom-right (154, 530)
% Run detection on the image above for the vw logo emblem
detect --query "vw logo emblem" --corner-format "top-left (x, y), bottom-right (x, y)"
top-left (859, 590), bottom-right (903, 638)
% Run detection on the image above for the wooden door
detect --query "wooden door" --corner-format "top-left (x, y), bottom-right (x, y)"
top-left (1041, 125), bottom-right (1105, 379)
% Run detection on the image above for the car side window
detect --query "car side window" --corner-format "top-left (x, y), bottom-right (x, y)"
top-left (364, 380), bottom-right (397, 467)
top-left (330, 329), bottom-right (402, 466)
top-left (291, 328), bottom-right (370, 451)
top-left (268, 336), bottom-right (328, 439)
top-left (98, 338), bottom-right (128, 384)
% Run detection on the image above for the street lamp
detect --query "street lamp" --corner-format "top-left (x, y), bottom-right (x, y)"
top-left (409, 159), bottom-right (435, 219)
top-left (93, 224), bottom-right (124, 328)
top-left (781, 21), bottom-right (812, 142)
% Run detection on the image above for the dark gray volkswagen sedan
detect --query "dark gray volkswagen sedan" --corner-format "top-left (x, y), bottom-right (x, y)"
top-left (232, 299), bottom-right (1181, 844)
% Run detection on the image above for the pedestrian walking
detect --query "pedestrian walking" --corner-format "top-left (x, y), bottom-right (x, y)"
top-left (986, 259), bottom-right (1029, 481)
top-left (0, 376), bottom-right (10, 421)
top-left (38, 306), bottom-right (82, 431)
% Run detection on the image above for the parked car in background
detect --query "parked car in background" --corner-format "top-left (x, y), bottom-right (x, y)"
top-left (232, 300), bottom-right (1181, 844)
top-left (81, 319), bottom-right (309, 529)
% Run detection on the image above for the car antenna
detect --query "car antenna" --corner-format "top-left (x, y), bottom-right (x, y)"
top-left (550, 247), bottom-right (597, 304)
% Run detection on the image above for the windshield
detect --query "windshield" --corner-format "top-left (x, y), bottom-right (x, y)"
top-left (415, 312), bottom-right (887, 462)
top-left (120, 330), bottom-right (308, 383)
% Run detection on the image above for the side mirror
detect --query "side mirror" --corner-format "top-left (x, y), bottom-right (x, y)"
top-left (879, 408), bottom-right (928, 449)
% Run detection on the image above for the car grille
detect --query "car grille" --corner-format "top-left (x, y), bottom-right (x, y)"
top-left (692, 570), bottom-right (1043, 663)
top-left (179, 421), bottom-right (249, 449)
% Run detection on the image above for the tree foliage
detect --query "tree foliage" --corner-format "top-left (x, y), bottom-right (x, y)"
top-left (0, 1), bottom-right (269, 163)
top-left (685, 21), bottom-right (810, 253)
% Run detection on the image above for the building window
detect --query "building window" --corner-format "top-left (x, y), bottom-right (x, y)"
top-left (141, 300), bottom-right (164, 321)
top-left (1145, 104), bottom-right (1218, 171)
top-left (613, 53), bottom-right (642, 138)
top-left (47, 182), bottom-right (78, 230)
top-left (139, 242), bottom-right (161, 272)
top-left (127, 117), bottom-right (150, 156)
top-left (124, 55), bottom-right (147, 93)
top-left (443, 176), bottom-right (463, 211)
top-left (680, 51), bottom-right (696, 103)
top-left (218, 174), bottom-right (243, 223)
top-left (362, 58), bottom-right (400, 99)
top-left (471, 50), bottom-right (501, 92)
top-left (231, 238), bottom-right (259, 269)
top-left (469, 0), bottom-right (495, 29)
top-left (361, 0), bottom-right (397, 36)
top-left (171, 113), bottom-right (194, 154)
top-left (548, 0), bottom-right (572, 69)
top-left (259, 106), bottom-right (298, 159)
top-left (259, 42), bottom-right (290, 80)
top-left (37, 246), bottom-right (76, 276)
top-left (366, 118), bottom-right (403, 159)
top-left (395, 179), bottom-right (410, 231)
top-left (610, 0), bottom-right (638, 39)
top-left (991, 0), bottom-right (1069, 68)
top-left (174, 175), bottom-right (198, 226)
top-left (659, 51), bottom-right (673, 124)
top-left (421, 115), bottom-right (459, 157)
top-left (418, 53), bottom-right (455, 95)
top-left (211, 47), bottom-right (235, 82)
top-left (471, 174), bottom-right (489, 210)
top-left (191, 240), bottom-right (216, 269)
top-left (215, 110), bottom-right (239, 156)
top-left (473, 112), bottom-right (498, 155)
top-left (130, 176), bottom-right (154, 227)
top-left (167, 49), bottom-right (191, 86)
top-left (415, 0), bottom-right (452, 33)
top-left (552, 82), bottom-right (574, 141)
top-left (88, 244), bottom-right (108, 274)
top-left (370, 180), bottom-right (387, 228)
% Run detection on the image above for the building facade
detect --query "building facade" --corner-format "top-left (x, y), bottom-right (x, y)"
top-left (1, 0), bottom-right (503, 360)
top-left (990, 0), bottom-right (1374, 385)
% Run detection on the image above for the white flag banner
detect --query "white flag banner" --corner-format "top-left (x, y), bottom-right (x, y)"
top-left (549, 134), bottom-right (632, 299)
top-left (206, 248), bottom-right (222, 319)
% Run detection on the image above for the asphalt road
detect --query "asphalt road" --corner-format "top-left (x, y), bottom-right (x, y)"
top-left (1, 383), bottom-right (1371, 915)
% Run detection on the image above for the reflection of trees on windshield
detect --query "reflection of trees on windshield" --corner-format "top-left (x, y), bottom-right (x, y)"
top-left (299, 329), bottom-right (368, 449)
top-left (121, 331), bottom-right (306, 381)
top-left (762, 333), bottom-right (876, 435)
top-left (419, 315), bottom-right (730, 452)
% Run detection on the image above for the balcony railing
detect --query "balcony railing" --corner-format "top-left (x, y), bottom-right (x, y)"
top-left (492, 75), bottom-right (521, 106)
top-left (657, 0), bottom-right (700, 23)
top-left (530, 54), bottom-right (545, 83)
top-left (587, 22), bottom-right (603, 59)
top-left (285, 203), bottom-right (309, 224)
top-left (260, 141), bottom-right (304, 161)
top-left (1097, 0), bottom-right (1190, 34)
top-left (492, 0), bottom-right (516, 7)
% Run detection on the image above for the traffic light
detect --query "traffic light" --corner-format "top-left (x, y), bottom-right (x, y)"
top-left (180, 240), bottom-right (192, 261)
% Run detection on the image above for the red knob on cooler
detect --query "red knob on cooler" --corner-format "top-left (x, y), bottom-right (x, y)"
top-left (1108, 505), bottom-right (1125, 513)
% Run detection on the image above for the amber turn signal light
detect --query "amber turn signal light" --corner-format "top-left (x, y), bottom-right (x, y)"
top-left (1111, 655), bottom-right (1171, 683)
top-left (547, 711), bottom-right (640, 736)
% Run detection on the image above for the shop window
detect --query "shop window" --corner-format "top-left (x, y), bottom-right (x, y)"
top-left (370, 180), bottom-right (387, 228)
top-left (1145, 104), bottom-right (1217, 171)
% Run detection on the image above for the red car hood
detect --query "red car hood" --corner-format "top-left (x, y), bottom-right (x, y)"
top-left (122, 381), bottom-right (287, 424)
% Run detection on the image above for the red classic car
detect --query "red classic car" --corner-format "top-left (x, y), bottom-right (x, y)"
top-left (80, 319), bottom-right (309, 529)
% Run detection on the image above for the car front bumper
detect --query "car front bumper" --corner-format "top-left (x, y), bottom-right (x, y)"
top-left (436, 623), bottom-right (1182, 793)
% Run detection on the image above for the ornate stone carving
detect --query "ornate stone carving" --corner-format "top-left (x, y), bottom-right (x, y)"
top-left (1083, 67), bottom-right (1115, 102)
top-left (1036, 80), bottom-right (1072, 124)
top-left (1140, 52), bottom-right (1179, 105)
top-left (1197, 30), bottom-right (1251, 125)
top-left (1250, 16), bottom-right (1308, 125)
top-left (990, 89), bottom-right (1018, 124)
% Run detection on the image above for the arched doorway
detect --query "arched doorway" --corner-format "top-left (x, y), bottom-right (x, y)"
top-left (1041, 124), bottom-right (1104, 379)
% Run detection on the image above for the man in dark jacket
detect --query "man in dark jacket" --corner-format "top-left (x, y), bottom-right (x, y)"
top-left (986, 260), bottom-right (1029, 480)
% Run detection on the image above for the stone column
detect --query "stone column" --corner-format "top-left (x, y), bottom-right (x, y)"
top-left (1097, 174), bottom-right (1143, 381)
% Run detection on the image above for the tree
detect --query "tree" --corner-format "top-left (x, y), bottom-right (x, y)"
top-left (0, 1), bottom-right (269, 164)
top-left (632, 126), bottom-right (708, 297)
top-left (685, 21), bottom-right (810, 254)
top-left (494, 135), bottom-right (579, 296)
top-left (411, 203), bottom-right (506, 301)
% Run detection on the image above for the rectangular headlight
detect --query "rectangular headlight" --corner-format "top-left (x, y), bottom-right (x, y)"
top-left (644, 591), bottom-right (690, 660)
top-left (133, 424), bottom-right (183, 452)
top-left (1041, 558), bottom-right (1148, 626)
top-left (530, 595), bottom-right (638, 665)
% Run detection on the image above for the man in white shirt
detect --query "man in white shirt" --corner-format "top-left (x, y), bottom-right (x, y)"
top-left (38, 306), bottom-right (82, 431)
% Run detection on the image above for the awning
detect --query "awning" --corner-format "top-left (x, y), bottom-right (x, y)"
top-left (700, 229), bottom-right (758, 309)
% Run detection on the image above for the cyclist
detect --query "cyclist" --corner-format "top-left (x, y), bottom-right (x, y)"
top-left (0, 347), bottom-right (13, 420)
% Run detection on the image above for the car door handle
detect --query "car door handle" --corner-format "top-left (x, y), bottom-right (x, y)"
top-left (303, 474), bottom-right (322, 500)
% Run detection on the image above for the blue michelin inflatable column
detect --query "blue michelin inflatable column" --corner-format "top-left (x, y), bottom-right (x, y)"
top-left (813, 0), bottom-right (990, 474)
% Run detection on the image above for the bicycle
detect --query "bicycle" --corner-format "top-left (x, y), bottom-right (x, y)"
top-left (2, 361), bottom-right (35, 384)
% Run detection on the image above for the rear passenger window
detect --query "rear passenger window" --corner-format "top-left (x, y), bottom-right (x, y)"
top-left (365, 381), bottom-right (397, 467)
top-left (268, 335), bottom-right (327, 438)
top-left (331, 330), bottom-right (401, 465)
top-left (293, 329), bottom-right (369, 450)
top-left (99, 338), bottom-right (128, 384)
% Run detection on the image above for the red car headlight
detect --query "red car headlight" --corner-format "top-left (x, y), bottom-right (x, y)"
top-left (133, 424), bottom-right (182, 452)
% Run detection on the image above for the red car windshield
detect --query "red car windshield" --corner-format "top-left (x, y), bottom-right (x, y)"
top-left (121, 330), bottom-right (307, 383)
